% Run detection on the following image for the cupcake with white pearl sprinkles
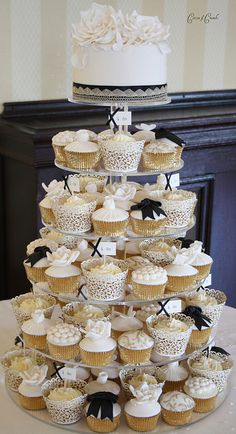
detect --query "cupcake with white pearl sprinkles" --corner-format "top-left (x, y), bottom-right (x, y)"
top-left (183, 376), bottom-right (218, 413)
top-left (47, 323), bottom-right (81, 360)
top-left (131, 264), bottom-right (167, 300)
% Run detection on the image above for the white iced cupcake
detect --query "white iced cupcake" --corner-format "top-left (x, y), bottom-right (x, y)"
top-left (165, 247), bottom-right (199, 292)
top-left (85, 372), bottom-right (120, 395)
top-left (133, 123), bottom-right (156, 145)
top-left (160, 391), bottom-right (195, 425)
top-left (101, 132), bottom-right (144, 172)
top-left (86, 390), bottom-right (121, 433)
top-left (119, 367), bottom-right (166, 399)
top-left (47, 323), bottom-right (81, 360)
top-left (118, 330), bottom-right (154, 364)
top-left (75, 128), bottom-right (97, 142)
top-left (130, 199), bottom-right (167, 236)
top-left (162, 361), bottom-right (189, 393)
top-left (52, 130), bottom-right (76, 165)
top-left (131, 265), bottom-right (167, 300)
top-left (79, 320), bottom-right (117, 366)
top-left (18, 365), bottom-right (48, 410)
top-left (125, 382), bottom-right (162, 432)
top-left (111, 307), bottom-right (143, 339)
top-left (183, 376), bottom-right (218, 413)
top-left (65, 131), bottom-right (100, 169)
top-left (23, 238), bottom-right (58, 283)
top-left (39, 179), bottom-right (65, 225)
top-left (92, 196), bottom-right (129, 236)
top-left (45, 246), bottom-right (81, 294)
top-left (142, 140), bottom-right (177, 170)
top-left (190, 251), bottom-right (213, 280)
top-left (21, 309), bottom-right (55, 351)
top-left (160, 189), bottom-right (197, 227)
top-left (97, 128), bottom-right (114, 144)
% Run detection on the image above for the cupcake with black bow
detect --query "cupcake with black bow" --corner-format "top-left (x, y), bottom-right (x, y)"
top-left (23, 239), bottom-right (58, 283)
top-left (183, 305), bottom-right (213, 350)
top-left (86, 390), bottom-right (121, 432)
top-left (130, 198), bottom-right (167, 236)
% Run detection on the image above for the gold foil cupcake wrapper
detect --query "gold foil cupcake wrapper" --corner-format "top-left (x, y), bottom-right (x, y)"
top-left (19, 394), bottom-right (46, 410)
top-left (79, 347), bottom-right (115, 366)
top-left (131, 281), bottom-right (166, 300)
top-left (45, 274), bottom-right (80, 294)
top-left (47, 342), bottom-right (80, 361)
top-left (166, 274), bottom-right (198, 292)
top-left (86, 414), bottom-right (120, 433)
top-left (162, 378), bottom-right (187, 393)
top-left (52, 143), bottom-right (67, 165)
top-left (194, 263), bottom-right (212, 280)
top-left (161, 408), bottom-right (194, 426)
top-left (22, 332), bottom-right (47, 351)
top-left (125, 413), bottom-right (160, 432)
top-left (118, 344), bottom-right (153, 364)
top-left (39, 205), bottom-right (55, 226)
top-left (187, 327), bottom-right (213, 351)
top-left (142, 150), bottom-right (176, 170)
top-left (130, 217), bottom-right (166, 236)
top-left (119, 366), bottom-right (166, 398)
top-left (65, 150), bottom-right (100, 170)
top-left (193, 395), bottom-right (217, 413)
top-left (92, 219), bottom-right (129, 236)
top-left (24, 263), bottom-right (48, 283)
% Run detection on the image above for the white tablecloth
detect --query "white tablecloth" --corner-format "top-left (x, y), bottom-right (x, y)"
top-left (0, 300), bottom-right (236, 434)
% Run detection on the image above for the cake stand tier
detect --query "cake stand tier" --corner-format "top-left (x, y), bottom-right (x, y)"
top-left (55, 159), bottom-right (184, 177)
top-left (6, 379), bottom-right (229, 434)
top-left (41, 215), bottom-right (195, 241)
top-left (68, 95), bottom-right (171, 108)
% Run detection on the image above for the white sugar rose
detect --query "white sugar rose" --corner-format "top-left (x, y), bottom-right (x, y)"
top-left (20, 365), bottom-right (48, 385)
top-left (85, 319), bottom-right (111, 340)
top-left (46, 246), bottom-right (80, 266)
top-left (130, 381), bottom-right (162, 402)
top-left (104, 182), bottom-right (136, 202)
top-left (42, 179), bottom-right (64, 196)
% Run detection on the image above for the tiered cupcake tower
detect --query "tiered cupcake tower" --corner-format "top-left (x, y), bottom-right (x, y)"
top-left (2, 93), bottom-right (233, 433)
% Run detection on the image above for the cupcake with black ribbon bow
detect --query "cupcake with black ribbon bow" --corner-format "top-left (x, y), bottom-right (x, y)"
top-left (86, 391), bottom-right (121, 432)
top-left (23, 239), bottom-right (58, 283)
top-left (183, 305), bottom-right (213, 350)
top-left (130, 198), bottom-right (167, 236)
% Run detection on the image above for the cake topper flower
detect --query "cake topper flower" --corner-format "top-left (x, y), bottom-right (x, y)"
top-left (129, 381), bottom-right (162, 402)
top-left (85, 320), bottom-right (112, 340)
top-left (46, 246), bottom-right (80, 266)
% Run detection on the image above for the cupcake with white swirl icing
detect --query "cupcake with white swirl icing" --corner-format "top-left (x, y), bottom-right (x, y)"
top-left (92, 196), bottom-right (129, 236)
top-left (101, 132), bottom-right (144, 172)
top-left (118, 330), bottom-right (154, 364)
top-left (131, 265), bottom-right (167, 300)
top-left (183, 376), bottom-right (218, 413)
top-left (160, 391), bottom-right (195, 425)
top-left (45, 246), bottom-right (81, 294)
top-left (52, 130), bottom-right (76, 165)
top-left (47, 323), bottom-right (81, 360)
top-left (65, 131), bottom-right (100, 169)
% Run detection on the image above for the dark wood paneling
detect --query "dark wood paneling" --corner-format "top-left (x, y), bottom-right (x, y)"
top-left (0, 90), bottom-right (236, 305)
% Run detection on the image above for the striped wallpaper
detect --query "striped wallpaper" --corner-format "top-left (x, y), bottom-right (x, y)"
top-left (0, 0), bottom-right (235, 106)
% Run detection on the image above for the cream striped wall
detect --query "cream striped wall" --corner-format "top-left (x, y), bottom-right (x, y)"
top-left (0, 0), bottom-right (235, 106)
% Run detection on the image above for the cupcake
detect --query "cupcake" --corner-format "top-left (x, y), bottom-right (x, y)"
top-left (62, 303), bottom-right (109, 328)
top-left (11, 293), bottom-right (56, 327)
top-left (165, 250), bottom-right (199, 293)
top-left (45, 246), bottom-right (81, 294)
top-left (86, 391), bottom-right (121, 433)
top-left (124, 255), bottom-right (152, 284)
top-left (133, 123), bottom-right (156, 145)
top-left (101, 132), bottom-right (144, 172)
top-left (81, 257), bottom-right (128, 301)
top-left (120, 367), bottom-right (166, 399)
top-left (135, 304), bottom-right (159, 331)
top-left (1, 348), bottom-right (46, 392)
top-left (65, 131), bottom-right (100, 169)
top-left (160, 391), bottom-right (195, 425)
top-left (183, 376), bottom-right (218, 413)
top-left (188, 349), bottom-right (233, 392)
top-left (160, 189), bottom-right (197, 227)
top-left (125, 382), bottom-right (162, 432)
top-left (68, 174), bottom-right (107, 193)
top-left (118, 330), bottom-right (154, 364)
top-left (39, 180), bottom-right (65, 225)
top-left (189, 251), bottom-right (213, 280)
top-left (97, 128), bottom-right (114, 144)
top-left (18, 365), bottom-right (48, 410)
top-left (73, 239), bottom-right (95, 269)
top-left (139, 238), bottom-right (181, 267)
top-left (42, 378), bottom-right (87, 424)
top-left (92, 197), bottom-right (129, 236)
top-left (85, 372), bottom-right (120, 396)
top-left (78, 183), bottom-right (105, 211)
top-left (104, 182), bottom-right (137, 211)
top-left (142, 140), bottom-right (177, 170)
top-left (146, 314), bottom-right (193, 357)
top-left (162, 361), bottom-right (189, 393)
top-left (91, 361), bottom-right (120, 384)
top-left (182, 306), bottom-right (213, 350)
top-left (23, 238), bottom-right (58, 283)
top-left (47, 323), bottom-right (81, 360)
top-left (52, 130), bottom-right (76, 165)
top-left (79, 320), bottom-right (117, 366)
top-left (131, 265), bottom-right (167, 300)
top-left (133, 174), bottom-right (169, 203)
top-left (52, 194), bottom-right (96, 234)
top-left (111, 307), bottom-right (143, 339)
top-left (184, 288), bottom-right (226, 327)
top-left (21, 309), bottom-right (55, 351)
top-left (75, 128), bottom-right (97, 142)
top-left (40, 226), bottom-right (78, 249)
top-left (130, 199), bottom-right (167, 236)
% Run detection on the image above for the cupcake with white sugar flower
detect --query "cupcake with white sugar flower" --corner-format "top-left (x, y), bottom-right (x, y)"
top-left (165, 246), bottom-right (199, 293)
top-left (79, 320), bottom-right (117, 366)
top-left (92, 196), bottom-right (129, 236)
top-left (142, 140), bottom-right (177, 170)
top-left (21, 309), bottom-right (55, 351)
top-left (130, 198), bottom-right (167, 236)
top-left (52, 130), bottom-right (76, 165)
top-left (23, 238), bottom-right (58, 283)
top-left (131, 265), bottom-right (167, 300)
top-left (111, 306), bottom-right (143, 339)
top-left (104, 182), bottom-right (137, 211)
top-left (125, 382), bottom-right (162, 432)
top-left (133, 123), bottom-right (156, 145)
top-left (18, 365), bottom-right (48, 410)
top-left (162, 361), bottom-right (189, 393)
top-left (45, 246), bottom-right (81, 294)
top-left (118, 330), bottom-right (154, 364)
top-left (39, 179), bottom-right (65, 225)
top-left (47, 322), bottom-right (81, 360)
top-left (65, 131), bottom-right (100, 169)
top-left (183, 376), bottom-right (218, 413)
top-left (120, 367), bottom-right (166, 399)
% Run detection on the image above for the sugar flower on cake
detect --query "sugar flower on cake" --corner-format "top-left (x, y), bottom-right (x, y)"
top-left (85, 319), bottom-right (112, 340)
top-left (42, 179), bottom-right (64, 196)
top-left (135, 123), bottom-right (156, 131)
top-left (20, 365), bottom-right (48, 385)
top-left (129, 381), bottom-right (162, 402)
top-left (46, 246), bottom-right (80, 266)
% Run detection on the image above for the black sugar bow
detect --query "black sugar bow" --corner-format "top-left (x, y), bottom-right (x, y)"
top-left (203, 346), bottom-right (230, 357)
top-left (183, 305), bottom-right (212, 331)
top-left (178, 238), bottom-right (195, 249)
top-left (87, 392), bottom-right (118, 421)
top-left (155, 128), bottom-right (184, 147)
top-left (25, 246), bottom-right (51, 267)
top-left (131, 199), bottom-right (167, 221)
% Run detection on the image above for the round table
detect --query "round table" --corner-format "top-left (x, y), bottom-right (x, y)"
top-left (0, 300), bottom-right (235, 434)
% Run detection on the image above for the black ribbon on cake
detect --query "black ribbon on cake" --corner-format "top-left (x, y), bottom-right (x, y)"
top-left (131, 199), bottom-right (167, 221)
top-left (25, 246), bottom-right (51, 267)
top-left (178, 238), bottom-right (195, 249)
top-left (155, 128), bottom-right (185, 147)
top-left (182, 305), bottom-right (212, 331)
top-left (62, 175), bottom-right (72, 195)
top-left (87, 392), bottom-right (118, 421)
top-left (203, 346), bottom-right (230, 357)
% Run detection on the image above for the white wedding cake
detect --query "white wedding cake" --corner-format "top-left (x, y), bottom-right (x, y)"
top-left (72, 3), bottom-right (170, 104)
